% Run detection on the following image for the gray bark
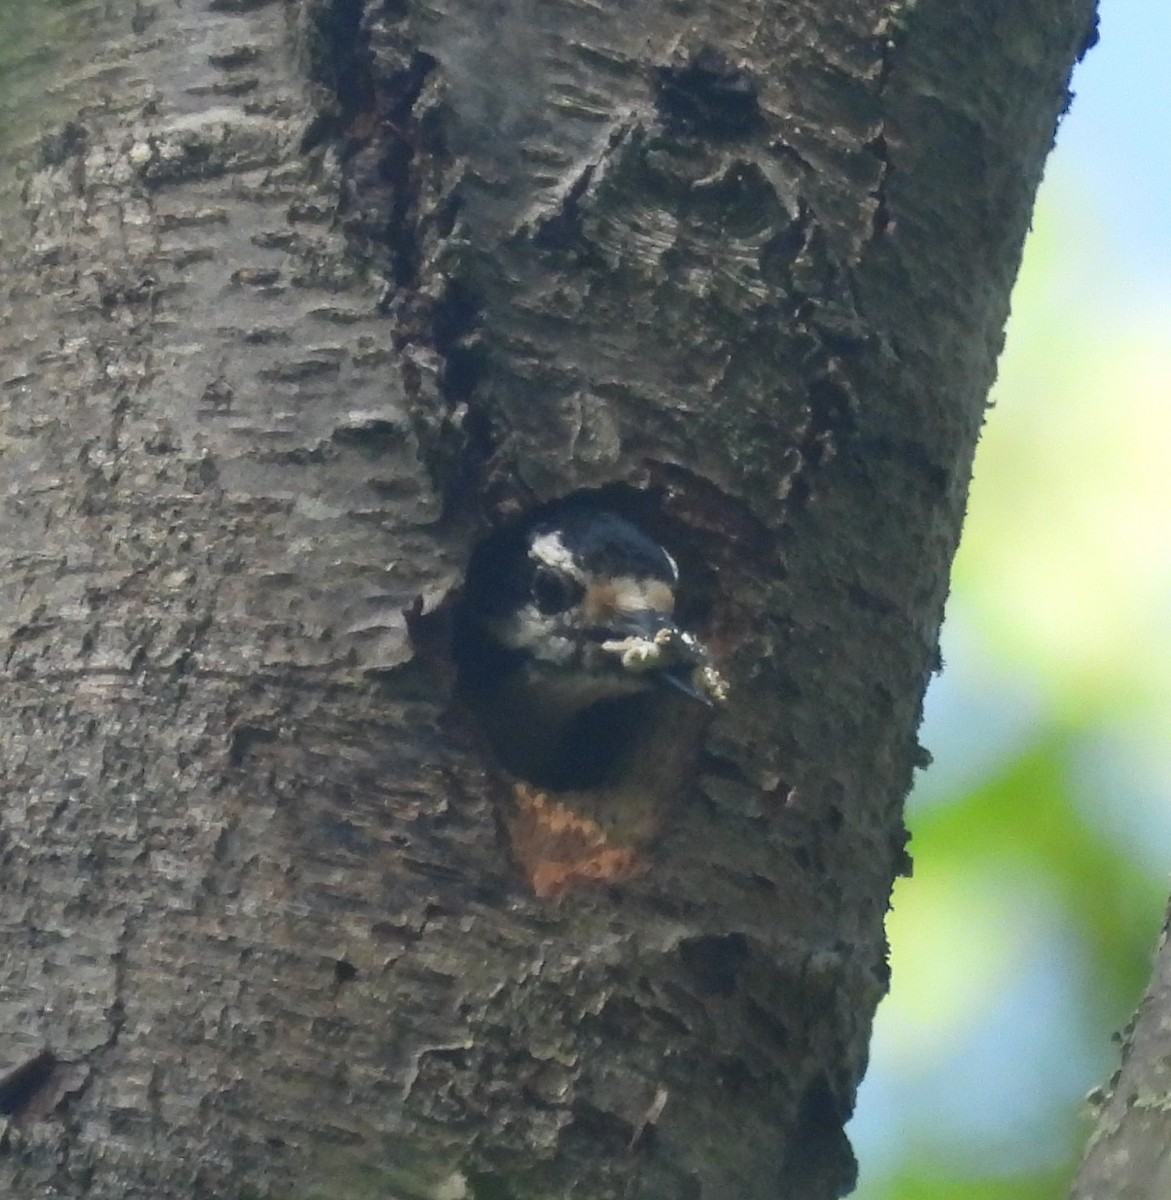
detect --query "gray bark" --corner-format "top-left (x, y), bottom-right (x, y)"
top-left (0, 1), bottom-right (1095, 1198)
top-left (1071, 903), bottom-right (1171, 1200)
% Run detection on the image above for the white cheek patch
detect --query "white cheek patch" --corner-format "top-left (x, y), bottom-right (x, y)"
top-left (528, 531), bottom-right (586, 581)
top-left (489, 604), bottom-right (577, 664)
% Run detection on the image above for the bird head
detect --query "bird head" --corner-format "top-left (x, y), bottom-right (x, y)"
top-left (467, 508), bottom-right (727, 708)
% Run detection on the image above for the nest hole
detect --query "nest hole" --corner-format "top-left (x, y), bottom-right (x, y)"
top-left (446, 486), bottom-right (719, 793)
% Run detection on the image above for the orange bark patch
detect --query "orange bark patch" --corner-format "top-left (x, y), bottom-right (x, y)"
top-left (506, 783), bottom-right (646, 900)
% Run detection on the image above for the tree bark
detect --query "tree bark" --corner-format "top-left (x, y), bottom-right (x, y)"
top-left (0, 1), bottom-right (1095, 1198)
top-left (1071, 902), bottom-right (1171, 1200)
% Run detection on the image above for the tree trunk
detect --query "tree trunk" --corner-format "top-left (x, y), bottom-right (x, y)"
top-left (1070, 901), bottom-right (1171, 1200)
top-left (0, 1), bottom-right (1096, 1198)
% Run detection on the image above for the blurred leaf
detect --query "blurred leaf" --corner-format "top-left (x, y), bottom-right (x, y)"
top-left (911, 731), bottom-right (1164, 1013)
top-left (877, 1165), bottom-right (1071, 1200)
top-left (955, 186), bottom-right (1171, 734)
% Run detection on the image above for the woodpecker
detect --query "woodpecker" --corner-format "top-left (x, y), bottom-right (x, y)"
top-left (456, 506), bottom-right (726, 791)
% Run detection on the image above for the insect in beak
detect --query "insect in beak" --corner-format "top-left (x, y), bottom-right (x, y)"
top-left (600, 613), bottom-right (727, 707)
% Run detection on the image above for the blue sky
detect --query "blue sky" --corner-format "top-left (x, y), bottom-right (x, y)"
top-left (1056, 2), bottom-right (1171, 288)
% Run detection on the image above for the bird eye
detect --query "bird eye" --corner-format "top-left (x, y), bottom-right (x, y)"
top-left (531, 567), bottom-right (584, 615)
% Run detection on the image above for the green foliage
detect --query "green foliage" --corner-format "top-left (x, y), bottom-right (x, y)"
top-left (912, 735), bottom-right (1164, 1011)
top-left (878, 1168), bottom-right (1073, 1200)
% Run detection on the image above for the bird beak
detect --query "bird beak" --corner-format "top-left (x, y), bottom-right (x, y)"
top-left (657, 665), bottom-right (716, 707)
top-left (603, 611), bottom-right (724, 707)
